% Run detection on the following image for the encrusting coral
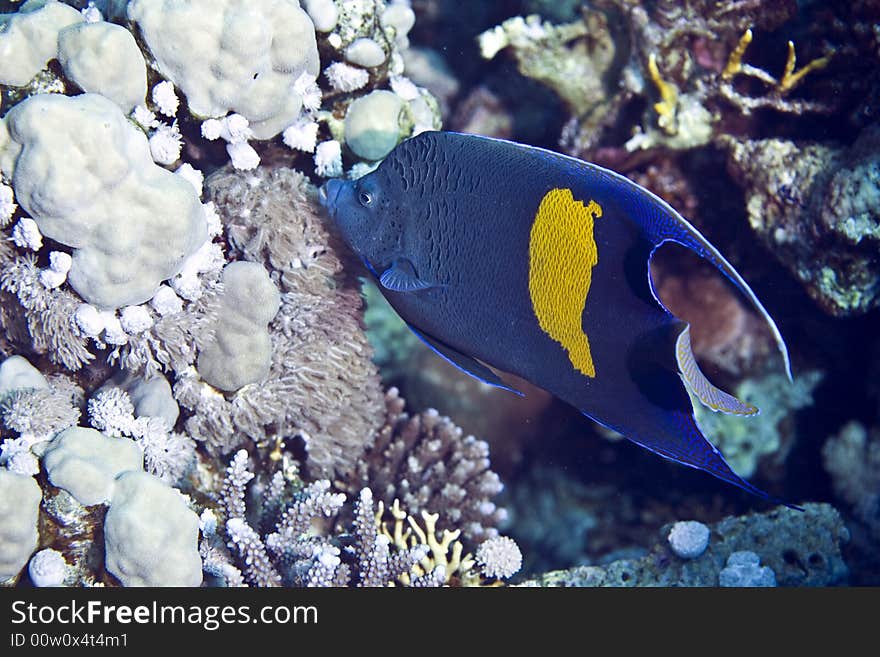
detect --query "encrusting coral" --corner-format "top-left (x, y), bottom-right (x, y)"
top-left (722, 126), bottom-right (880, 316)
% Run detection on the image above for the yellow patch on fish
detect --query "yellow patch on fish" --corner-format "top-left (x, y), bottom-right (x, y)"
top-left (528, 188), bottom-right (602, 377)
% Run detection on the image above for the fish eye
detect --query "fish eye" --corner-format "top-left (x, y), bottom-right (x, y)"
top-left (358, 190), bottom-right (373, 207)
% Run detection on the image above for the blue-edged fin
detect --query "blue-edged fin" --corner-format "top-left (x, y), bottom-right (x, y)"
top-left (380, 258), bottom-right (434, 292)
top-left (407, 324), bottom-right (524, 396)
top-left (654, 227), bottom-right (791, 382)
top-left (629, 184), bottom-right (792, 381)
top-left (676, 325), bottom-right (758, 416)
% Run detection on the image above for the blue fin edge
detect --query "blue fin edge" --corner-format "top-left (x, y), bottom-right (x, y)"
top-left (408, 325), bottom-right (524, 397)
top-left (581, 410), bottom-right (804, 511)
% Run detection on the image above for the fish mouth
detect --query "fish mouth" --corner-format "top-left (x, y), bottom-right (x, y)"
top-left (319, 179), bottom-right (344, 214)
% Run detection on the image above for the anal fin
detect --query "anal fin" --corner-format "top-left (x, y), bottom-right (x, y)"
top-left (407, 324), bottom-right (523, 396)
top-left (676, 325), bottom-right (757, 416)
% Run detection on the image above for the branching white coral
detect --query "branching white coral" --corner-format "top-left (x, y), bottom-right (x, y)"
top-left (0, 183), bottom-right (17, 227)
top-left (282, 118), bottom-right (320, 153)
top-left (11, 218), bottom-right (42, 252)
top-left (152, 81), bottom-right (179, 118)
top-left (149, 122), bottom-right (184, 165)
top-left (325, 62), bottom-right (369, 92)
top-left (314, 140), bottom-right (343, 177)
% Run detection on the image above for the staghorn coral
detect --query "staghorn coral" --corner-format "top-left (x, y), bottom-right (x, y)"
top-left (176, 165), bottom-right (384, 478)
top-left (722, 126), bottom-right (880, 316)
top-left (350, 387), bottom-right (507, 544)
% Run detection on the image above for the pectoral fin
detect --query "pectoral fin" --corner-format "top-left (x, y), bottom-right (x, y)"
top-left (380, 258), bottom-right (434, 292)
top-left (407, 324), bottom-right (523, 396)
top-left (676, 325), bottom-right (758, 416)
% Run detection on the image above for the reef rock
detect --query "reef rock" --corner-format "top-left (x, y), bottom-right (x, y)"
top-left (521, 503), bottom-right (849, 587)
top-left (722, 126), bottom-right (880, 316)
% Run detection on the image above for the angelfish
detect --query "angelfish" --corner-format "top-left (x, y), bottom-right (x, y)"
top-left (321, 131), bottom-right (795, 505)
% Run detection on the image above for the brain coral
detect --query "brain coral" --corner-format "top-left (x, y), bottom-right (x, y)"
top-left (0, 93), bottom-right (207, 310)
top-left (128, 0), bottom-right (320, 139)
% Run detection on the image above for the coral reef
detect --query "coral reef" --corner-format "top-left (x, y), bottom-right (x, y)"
top-left (0, 0), bottom-right (876, 590)
top-left (521, 503), bottom-right (849, 587)
top-left (722, 127), bottom-right (880, 316)
top-left (200, 449), bottom-right (519, 587)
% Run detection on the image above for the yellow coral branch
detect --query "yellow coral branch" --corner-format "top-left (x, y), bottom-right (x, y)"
top-left (722, 28), bottom-right (752, 80)
top-left (648, 52), bottom-right (678, 135)
top-left (778, 41), bottom-right (832, 94)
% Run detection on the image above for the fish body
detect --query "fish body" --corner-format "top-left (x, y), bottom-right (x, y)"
top-left (322, 131), bottom-right (794, 505)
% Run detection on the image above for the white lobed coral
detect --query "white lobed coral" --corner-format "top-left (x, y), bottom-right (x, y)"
top-left (345, 37), bottom-right (386, 68)
top-left (104, 470), bottom-right (202, 586)
top-left (42, 426), bottom-right (143, 506)
top-left (667, 520), bottom-right (710, 559)
top-left (57, 20), bottom-right (147, 113)
top-left (381, 2), bottom-right (416, 50)
top-left (118, 375), bottom-right (179, 429)
top-left (175, 163), bottom-right (204, 196)
top-left (127, 0), bottom-right (320, 140)
top-left (0, 0), bottom-right (83, 87)
top-left (0, 470), bottom-right (41, 582)
top-left (0, 93), bottom-right (208, 310)
top-left (344, 90), bottom-right (406, 160)
top-left (28, 548), bottom-right (68, 587)
top-left (197, 261), bottom-right (281, 392)
top-left (0, 355), bottom-right (49, 397)
top-left (303, 0), bottom-right (337, 32)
